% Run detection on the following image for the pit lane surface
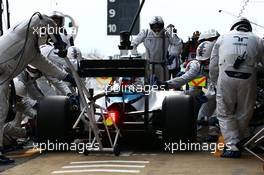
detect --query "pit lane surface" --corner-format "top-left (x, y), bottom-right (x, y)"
top-left (1, 134), bottom-right (263, 175)
top-left (2, 150), bottom-right (263, 175)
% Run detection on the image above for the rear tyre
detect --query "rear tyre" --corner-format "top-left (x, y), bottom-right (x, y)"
top-left (162, 95), bottom-right (196, 143)
top-left (36, 96), bottom-right (73, 143)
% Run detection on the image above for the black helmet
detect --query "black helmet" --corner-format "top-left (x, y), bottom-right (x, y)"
top-left (230, 17), bottom-right (252, 32)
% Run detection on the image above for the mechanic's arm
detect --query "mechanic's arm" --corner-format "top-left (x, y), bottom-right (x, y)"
top-left (131, 29), bottom-right (148, 50)
top-left (40, 44), bottom-right (68, 68)
top-left (45, 75), bottom-right (72, 96)
top-left (30, 54), bottom-right (67, 80)
top-left (167, 61), bottom-right (200, 88)
top-left (209, 37), bottom-right (221, 86)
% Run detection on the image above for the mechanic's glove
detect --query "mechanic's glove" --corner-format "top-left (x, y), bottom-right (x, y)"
top-left (55, 49), bottom-right (68, 58)
top-left (53, 38), bottom-right (68, 58)
top-left (157, 80), bottom-right (169, 90)
top-left (53, 37), bottom-right (67, 50)
top-left (68, 94), bottom-right (80, 106)
top-left (64, 74), bottom-right (77, 87)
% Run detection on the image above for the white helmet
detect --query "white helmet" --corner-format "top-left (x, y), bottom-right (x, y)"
top-left (196, 41), bottom-right (214, 61)
top-left (49, 11), bottom-right (65, 27)
top-left (67, 46), bottom-right (82, 60)
top-left (230, 17), bottom-right (252, 32)
top-left (198, 29), bottom-right (220, 42)
top-left (149, 16), bottom-right (164, 30)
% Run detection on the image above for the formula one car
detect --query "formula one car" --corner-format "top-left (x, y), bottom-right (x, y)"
top-left (36, 58), bottom-right (197, 155)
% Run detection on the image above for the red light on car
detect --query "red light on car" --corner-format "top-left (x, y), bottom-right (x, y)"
top-left (107, 111), bottom-right (119, 123)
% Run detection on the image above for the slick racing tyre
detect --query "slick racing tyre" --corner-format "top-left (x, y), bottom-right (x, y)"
top-left (162, 95), bottom-right (196, 143)
top-left (36, 96), bottom-right (73, 143)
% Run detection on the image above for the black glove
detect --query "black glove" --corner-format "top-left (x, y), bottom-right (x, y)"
top-left (53, 34), bottom-right (67, 50)
top-left (68, 94), bottom-right (79, 106)
top-left (64, 74), bottom-right (77, 87)
top-left (53, 37), bottom-right (68, 58)
top-left (55, 49), bottom-right (68, 58)
top-left (157, 80), bottom-right (169, 90)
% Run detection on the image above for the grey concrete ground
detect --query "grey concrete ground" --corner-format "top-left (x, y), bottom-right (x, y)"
top-left (0, 133), bottom-right (263, 175)
top-left (1, 151), bottom-right (263, 175)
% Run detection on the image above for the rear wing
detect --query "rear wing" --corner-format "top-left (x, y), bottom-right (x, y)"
top-left (78, 59), bottom-right (148, 77)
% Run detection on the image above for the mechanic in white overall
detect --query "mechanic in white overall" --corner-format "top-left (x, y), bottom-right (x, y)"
top-left (159, 41), bottom-right (214, 120)
top-left (196, 29), bottom-right (220, 142)
top-left (166, 24), bottom-right (183, 79)
top-left (40, 11), bottom-right (81, 94)
top-left (18, 65), bottom-right (71, 97)
top-left (3, 64), bottom-right (72, 148)
top-left (132, 16), bottom-right (174, 83)
top-left (0, 13), bottom-right (75, 164)
top-left (209, 17), bottom-right (264, 158)
top-left (165, 41), bottom-right (215, 96)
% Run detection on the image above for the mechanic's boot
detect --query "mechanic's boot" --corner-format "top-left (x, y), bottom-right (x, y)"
top-left (0, 155), bottom-right (15, 165)
top-left (3, 137), bottom-right (23, 152)
top-left (221, 150), bottom-right (241, 158)
top-left (221, 144), bottom-right (241, 158)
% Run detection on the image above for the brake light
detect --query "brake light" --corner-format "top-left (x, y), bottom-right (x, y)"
top-left (107, 111), bottom-right (119, 123)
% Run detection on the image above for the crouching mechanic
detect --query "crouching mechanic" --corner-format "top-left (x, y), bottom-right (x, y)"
top-left (162, 41), bottom-right (214, 120)
top-left (3, 95), bottom-right (37, 148)
top-left (0, 13), bottom-right (75, 164)
top-left (209, 17), bottom-right (264, 158)
top-left (161, 41), bottom-right (215, 98)
top-left (3, 63), bottom-right (73, 148)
